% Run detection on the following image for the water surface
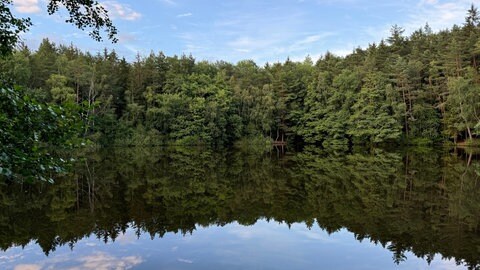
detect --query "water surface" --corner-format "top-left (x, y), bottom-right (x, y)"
top-left (0, 147), bottom-right (479, 269)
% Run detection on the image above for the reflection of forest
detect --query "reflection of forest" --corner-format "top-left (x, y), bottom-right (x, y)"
top-left (0, 147), bottom-right (479, 268)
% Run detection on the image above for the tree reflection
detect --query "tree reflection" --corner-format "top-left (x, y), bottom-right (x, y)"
top-left (0, 146), bottom-right (478, 268)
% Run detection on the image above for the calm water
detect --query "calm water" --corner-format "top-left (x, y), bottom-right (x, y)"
top-left (0, 146), bottom-right (479, 270)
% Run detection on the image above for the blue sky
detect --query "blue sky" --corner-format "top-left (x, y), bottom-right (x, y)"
top-left (11, 0), bottom-right (480, 63)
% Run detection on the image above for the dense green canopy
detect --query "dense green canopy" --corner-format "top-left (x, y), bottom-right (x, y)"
top-left (3, 5), bottom-right (480, 182)
top-left (3, 7), bottom-right (480, 148)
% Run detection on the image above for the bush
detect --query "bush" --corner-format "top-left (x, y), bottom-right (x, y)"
top-left (0, 85), bottom-right (81, 182)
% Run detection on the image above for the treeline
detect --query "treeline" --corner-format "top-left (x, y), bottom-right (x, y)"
top-left (0, 147), bottom-right (479, 267)
top-left (3, 6), bottom-right (480, 146)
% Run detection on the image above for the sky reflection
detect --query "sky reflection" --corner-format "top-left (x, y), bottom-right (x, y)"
top-left (0, 220), bottom-right (464, 270)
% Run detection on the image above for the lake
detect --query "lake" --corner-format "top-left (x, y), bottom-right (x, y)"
top-left (0, 146), bottom-right (479, 269)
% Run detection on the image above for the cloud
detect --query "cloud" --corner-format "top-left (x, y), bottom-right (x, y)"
top-left (118, 33), bottom-right (137, 43)
top-left (296, 229), bottom-right (339, 243)
top-left (227, 36), bottom-right (260, 50)
top-left (235, 48), bottom-right (251, 53)
top-left (177, 258), bottom-right (193, 264)
top-left (421, 0), bottom-right (438, 4)
top-left (223, 32), bottom-right (332, 63)
top-left (8, 252), bottom-right (143, 270)
top-left (13, 265), bottom-right (41, 270)
top-left (69, 253), bottom-right (143, 270)
top-left (177, 13), bottom-right (192, 18)
top-left (101, 1), bottom-right (141, 21)
top-left (287, 33), bottom-right (334, 51)
top-left (0, 253), bottom-right (24, 261)
top-left (404, 0), bottom-right (480, 33)
top-left (296, 34), bottom-right (324, 45)
top-left (160, 0), bottom-right (177, 6)
top-left (115, 231), bottom-right (139, 244)
top-left (12, 0), bottom-right (41, 13)
top-left (172, 0), bottom-right (348, 64)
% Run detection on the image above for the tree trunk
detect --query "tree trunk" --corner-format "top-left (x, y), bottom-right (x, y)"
top-left (467, 126), bottom-right (473, 140)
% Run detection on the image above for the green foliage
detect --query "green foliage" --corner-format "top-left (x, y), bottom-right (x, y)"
top-left (0, 85), bottom-right (81, 182)
top-left (3, 6), bottom-right (480, 148)
top-left (47, 74), bottom-right (75, 103)
top-left (0, 0), bottom-right (120, 183)
top-left (0, 1), bottom-right (31, 56)
top-left (444, 76), bottom-right (480, 141)
top-left (114, 124), bottom-right (164, 146)
top-left (348, 72), bottom-right (402, 144)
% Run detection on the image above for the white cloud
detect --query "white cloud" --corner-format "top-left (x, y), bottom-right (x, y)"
top-left (177, 13), bottom-right (192, 18)
top-left (297, 34), bottom-right (324, 45)
top-left (235, 48), bottom-right (251, 53)
top-left (300, 0), bottom-right (480, 62)
top-left (228, 36), bottom-right (258, 49)
top-left (295, 228), bottom-right (339, 243)
top-left (177, 258), bottom-right (193, 264)
top-left (115, 231), bottom-right (139, 245)
top-left (421, 0), bottom-right (438, 4)
top-left (405, 0), bottom-right (480, 33)
top-left (12, 0), bottom-right (41, 13)
top-left (8, 252), bottom-right (144, 270)
top-left (101, 1), bottom-right (141, 21)
top-left (286, 33), bottom-right (334, 52)
top-left (13, 265), bottom-right (41, 270)
top-left (69, 253), bottom-right (143, 270)
top-left (160, 0), bottom-right (177, 6)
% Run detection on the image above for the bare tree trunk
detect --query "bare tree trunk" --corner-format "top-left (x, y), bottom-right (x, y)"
top-left (459, 102), bottom-right (473, 140)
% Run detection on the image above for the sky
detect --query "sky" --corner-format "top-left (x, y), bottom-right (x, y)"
top-left (10, 0), bottom-right (480, 64)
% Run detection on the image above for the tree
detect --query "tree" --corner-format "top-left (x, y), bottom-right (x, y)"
top-left (444, 76), bottom-right (479, 141)
top-left (46, 74), bottom-right (75, 103)
top-left (1, 0), bottom-right (116, 182)
top-left (0, 0), bottom-right (31, 56)
top-left (348, 72), bottom-right (402, 144)
top-left (1, 0), bottom-right (117, 57)
top-left (0, 85), bottom-right (81, 182)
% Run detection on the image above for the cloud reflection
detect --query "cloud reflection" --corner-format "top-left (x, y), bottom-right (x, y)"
top-left (11, 252), bottom-right (143, 270)
top-left (69, 252), bottom-right (143, 270)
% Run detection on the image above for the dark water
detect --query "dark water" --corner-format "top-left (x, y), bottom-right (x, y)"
top-left (0, 146), bottom-right (479, 270)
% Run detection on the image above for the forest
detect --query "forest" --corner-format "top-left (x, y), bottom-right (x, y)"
top-left (2, 6), bottom-right (480, 148)
top-left (2, 5), bottom-right (480, 181)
